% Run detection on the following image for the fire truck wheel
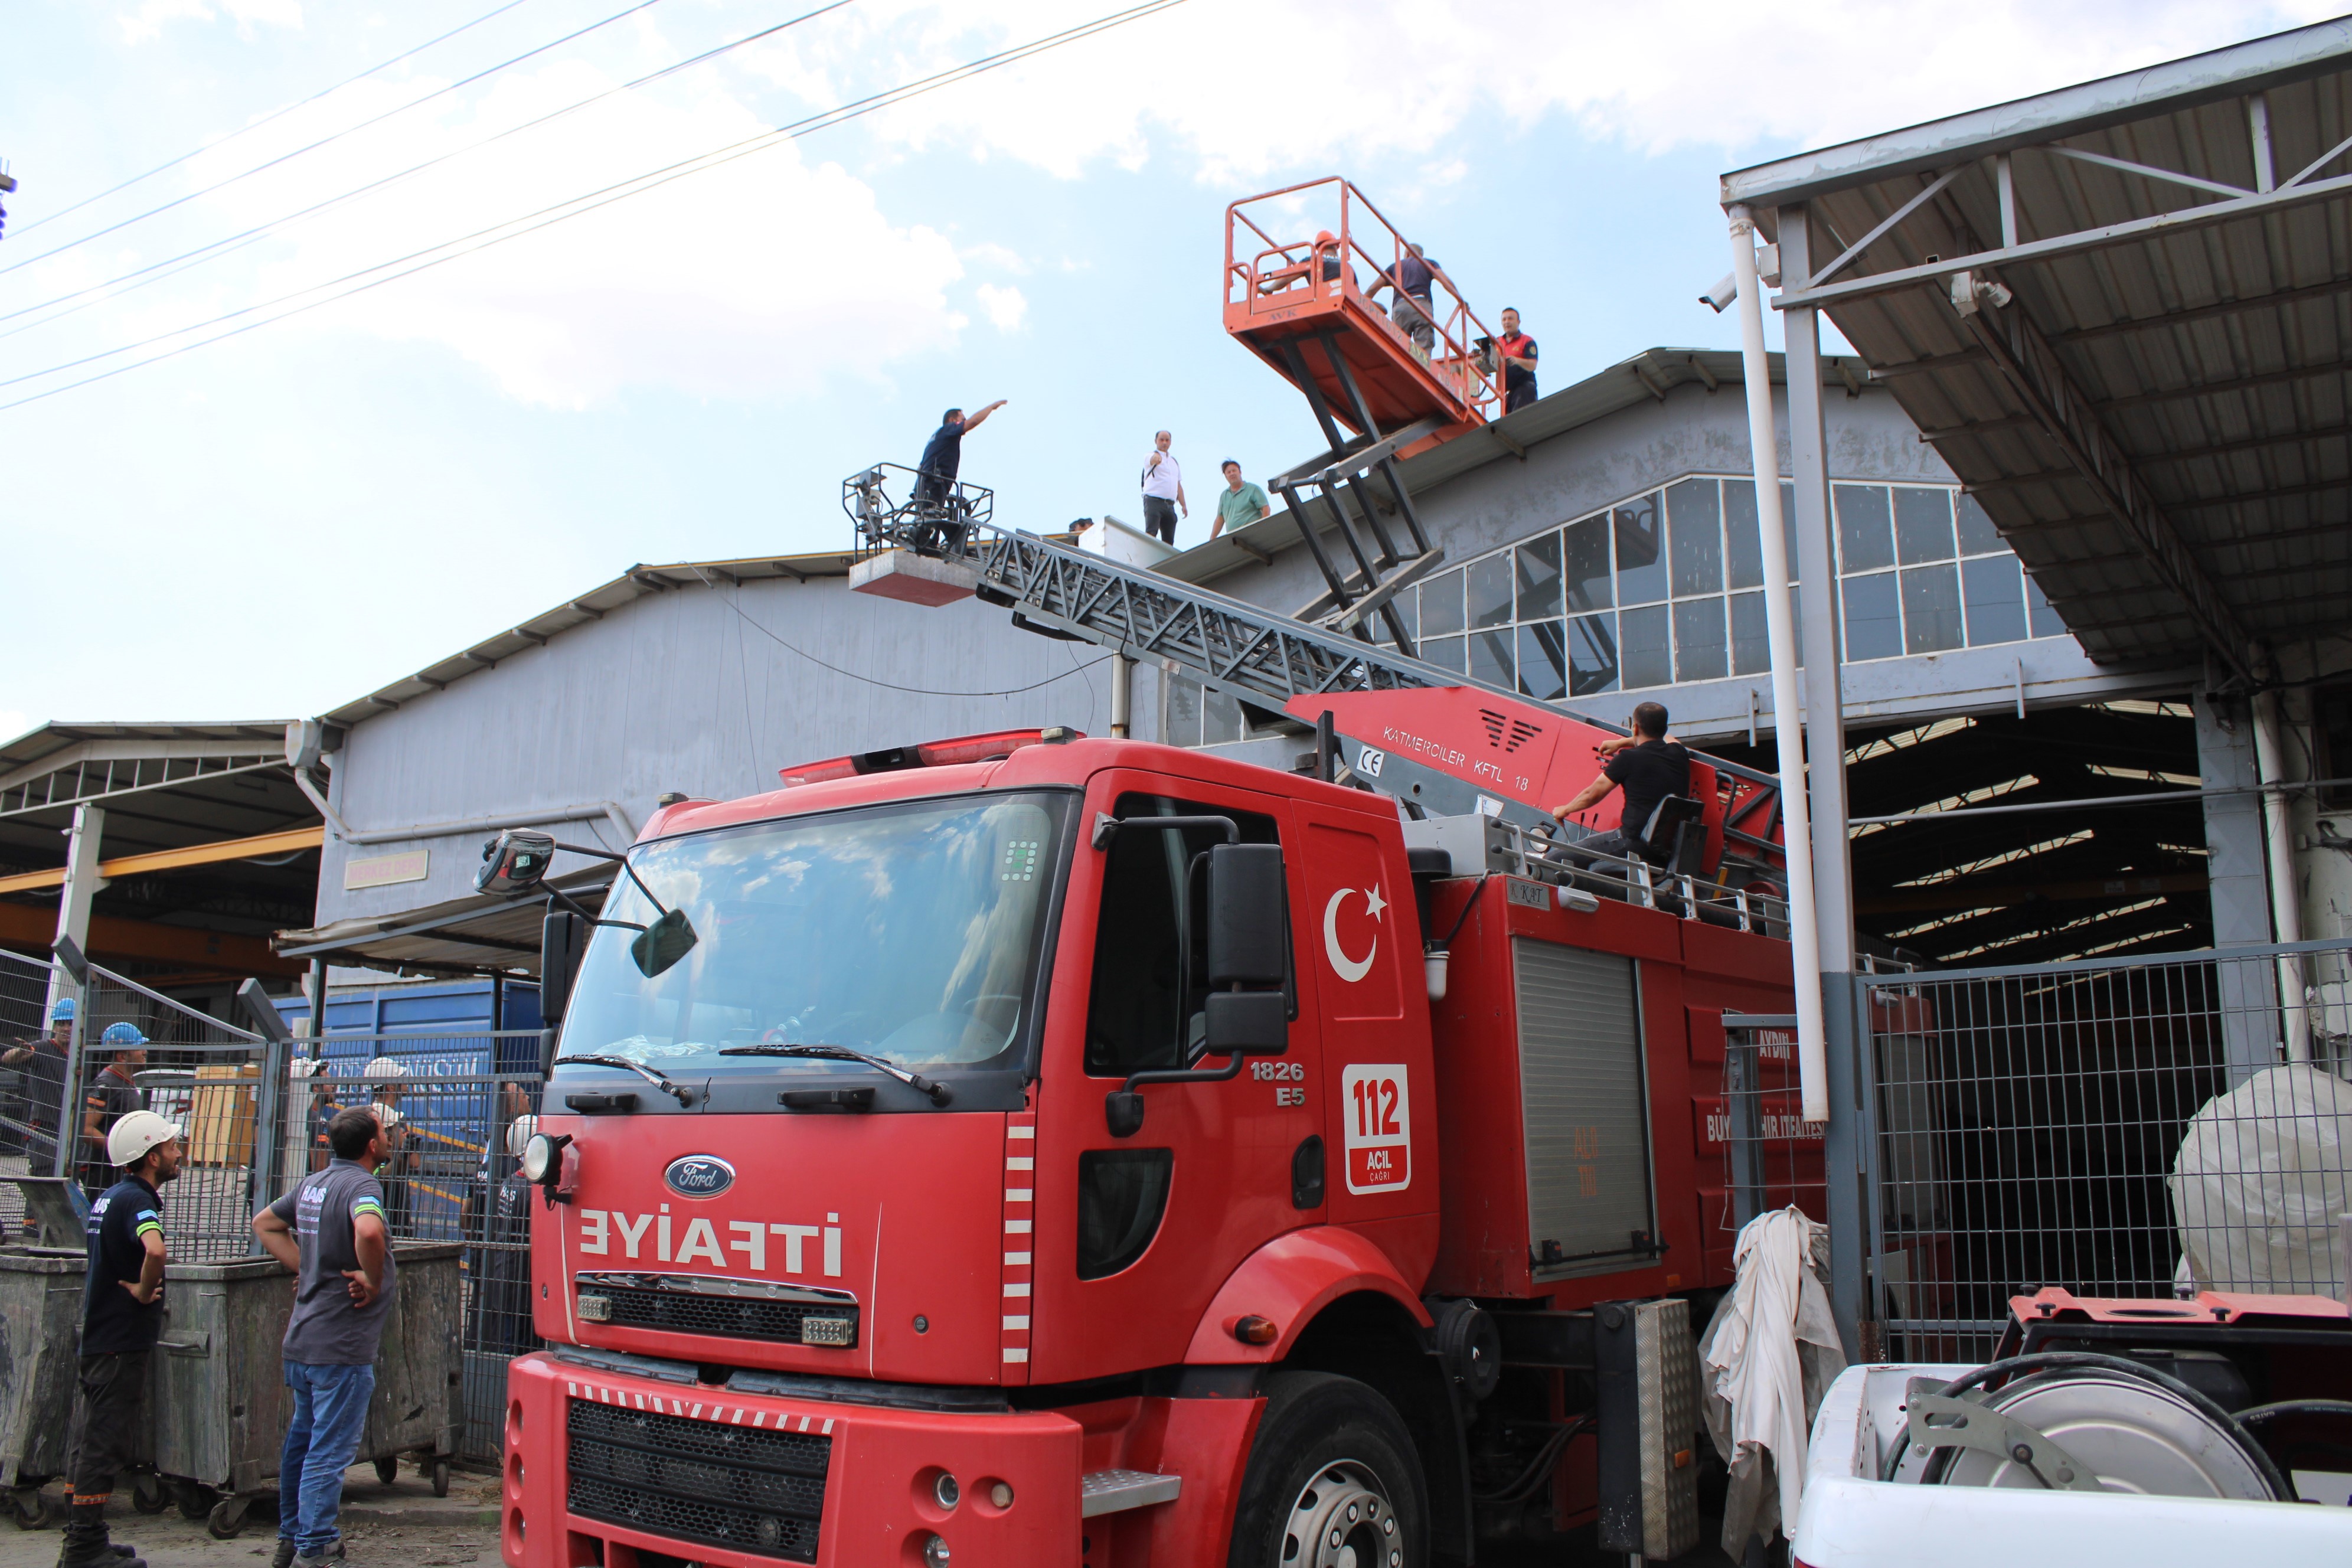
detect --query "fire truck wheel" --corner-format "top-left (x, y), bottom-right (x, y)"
top-left (1227, 1371), bottom-right (1427, 1568)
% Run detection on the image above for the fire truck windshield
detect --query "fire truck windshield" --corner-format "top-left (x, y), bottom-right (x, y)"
top-left (556, 792), bottom-right (1070, 1077)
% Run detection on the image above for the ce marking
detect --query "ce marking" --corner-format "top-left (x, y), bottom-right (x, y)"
top-left (1251, 1059), bottom-right (1308, 1106)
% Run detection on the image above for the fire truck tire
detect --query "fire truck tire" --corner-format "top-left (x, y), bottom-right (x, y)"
top-left (1226, 1371), bottom-right (1428, 1568)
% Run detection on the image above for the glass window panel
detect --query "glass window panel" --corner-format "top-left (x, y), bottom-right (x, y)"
top-left (1568, 613), bottom-right (1619, 695)
top-left (1782, 482), bottom-right (1797, 574)
top-left (1900, 564), bottom-right (1964, 653)
top-left (1955, 492), bottom-right (2003, 555)
top-left (1391, 582), bottom-right (1416, 639)
top-left (1515, 533), bottom-right (1564, 621)
top-left (1962, 554), bottom-right (2025, 646)
top-left (1469, 625), bottom-right (1514, 688)
top-left (1668, 479), bottom-right (1723, 597)
top-left (1420, 569), bottom-right (1465, 636)
top-left (1894, 488), bottom-right (1955, 564)
top-left (1724, 481), bottom-right (1762, 590)
top-left (1674, 597), bottom-right (1729, 681)
top-left (1614, 495), bottom-right (1667, 605)
top-left (1730, 591), bottom-right (1769, 675)
top-left (1835, 485), bottom-right (1895, 573)
top-left (1203, 683), bottom-right (1244, 744)
top-left (1468, 555), bottom-right (1514, 629)
top-left (1423, 635), bottom-right (1466, 674)
top-left (2025, 572), bottom-right (2067, 638)
top-left (1518, 622), bottom-right (1567, 701)
top-left (1619, 605), bottom-right (1671, 690)
top-left (1841, 572), bottom-right (1902, 661)
top-left (1564, 515), bottom-right (1612, 611)
top-left (1167, 671), bottom-right (1203, 747)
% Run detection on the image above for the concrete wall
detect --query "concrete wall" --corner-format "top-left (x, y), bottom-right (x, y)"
top-left (316, 573), bottom-right (1139, 927)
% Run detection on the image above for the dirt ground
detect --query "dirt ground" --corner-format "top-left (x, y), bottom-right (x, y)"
top-left (0, 1467), bottom-right (501, 1568)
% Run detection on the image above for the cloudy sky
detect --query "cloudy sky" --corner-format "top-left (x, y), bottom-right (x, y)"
top-left (2, 0), bottom-right (2335, 737)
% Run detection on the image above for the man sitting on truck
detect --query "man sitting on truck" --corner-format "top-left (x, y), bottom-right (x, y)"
top-left (1547, 700), bottom-right (1689, 868)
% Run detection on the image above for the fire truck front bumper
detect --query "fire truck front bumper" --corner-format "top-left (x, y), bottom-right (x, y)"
top-left (504, 1351), bottom-right (1085, 1568)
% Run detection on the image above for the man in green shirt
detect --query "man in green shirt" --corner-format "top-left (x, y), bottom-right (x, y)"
top-left (1211, 460), bottom-right (1270, 540)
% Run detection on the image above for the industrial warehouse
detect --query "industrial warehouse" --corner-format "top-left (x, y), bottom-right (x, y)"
top-left (4, 12), bottom-right (2352, 1568)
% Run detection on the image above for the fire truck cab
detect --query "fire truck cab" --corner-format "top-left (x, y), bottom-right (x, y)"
top-left (499, 726), bottom-right (1795, 1568)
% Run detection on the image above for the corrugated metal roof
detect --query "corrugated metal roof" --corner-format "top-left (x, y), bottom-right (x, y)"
top-left (1721, 18), bottom-right (2352, 675)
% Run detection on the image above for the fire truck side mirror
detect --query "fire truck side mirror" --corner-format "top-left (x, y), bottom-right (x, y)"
top-left (542, 910), bottom-right (586, 1023)
top-left (1205, 843), bottom-right (1286, 987)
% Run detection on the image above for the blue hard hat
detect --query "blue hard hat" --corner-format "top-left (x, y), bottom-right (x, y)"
top-left (101, 1023), bottom-right (147, 1047)
top-left (50, 998), bottom-right (74, 1023)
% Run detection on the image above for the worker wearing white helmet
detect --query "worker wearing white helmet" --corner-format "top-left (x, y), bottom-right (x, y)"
top-left (359, 1057), bottom-right (415, 1237)
top-left (58, 1109), bottom-right (183, 1568)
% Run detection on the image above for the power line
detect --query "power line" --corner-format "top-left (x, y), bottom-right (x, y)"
top-left (11, 0), bottom-right (542, 240)
top-left (0, 0), bottom-right (859, 339)
top-left (0, 0), bottom-right (675, 277)
top-left (0, 0), bottom-right (1188, 414)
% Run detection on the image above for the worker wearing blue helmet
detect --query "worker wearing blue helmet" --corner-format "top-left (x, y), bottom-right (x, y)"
top-left (77, 1025), bottom-right (148, 1198)
top-left (3, 997), bottom-right (77, 1175)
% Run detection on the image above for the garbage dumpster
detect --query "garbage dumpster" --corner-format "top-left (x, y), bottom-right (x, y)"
top-left (148, 1242), bottom-right (463, 1538)
top-left (0, 1246), bottom-right (87, 1527)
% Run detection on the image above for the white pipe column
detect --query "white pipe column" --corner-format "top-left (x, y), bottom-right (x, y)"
top-left (2250, 682), bottom-right (2311, 1062)
top-left (1728, 205), bottom-right (1830, 1123)
top-left (44, 804), bottom-right (107, 1020)
top-left (1109, 654), bottom-right (1135, 740)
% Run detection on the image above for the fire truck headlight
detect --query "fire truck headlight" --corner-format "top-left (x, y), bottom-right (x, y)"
top-left (920, 1533), bottom-right (950, 1567)
top-left (520, 1132), bottom-right (570, 1184)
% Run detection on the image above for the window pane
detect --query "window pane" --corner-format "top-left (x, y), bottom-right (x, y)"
top-left (1469, 625), bottom-right (1514, 688)
top-left (1962, 554), bottom-right (2025, 645)
top-left (1782, 482), bottom-right (1797, 575)
top-left (1730, 591), bottom-right (1769, 675)
top-left (1835, 485), bottom-right (1894, 572)
top-left (2025, 572), bottom-right (2067, 638)
top-left (1668, 479), bottom-right (1723, 597)
top-left (1516, 533), bottom-right (1564, 620)
top-left (1894, 488), bottom-right (1955, 564)
top-left (1423, 635), bottom-right (1466, 674)
top-left (1565, 515), bottom-right (1612, 611)
top-left (1392, 581), bottom-right (1417, 639)
top-left (1842, 572), bottom-right (1902, 661)
top-left (1900, 564), bottom-right (1964, 653)
top-left (1724, 481), bottom-right (1763, 590)
top-left (1167, 672), bottom-right (1203, 747)
top-left (1518, 622), bottom-right (1567, 700)
top-left (1674, 597), bottom-right (1728, 681)
top-left (1569, 613), bottom-right (1620, 695)
top-left (1620, 605), bottom-right (1671, 690)
top-left (1468, 554), bottom-right (1513, 629)
top-left (1955, 492), bottom-right (2003, 555)
top-left (1421, 569), bottom-right (1465, 636)
top-left (1614, 495), bottom-right (1667, 605)
top-left (1790, 583), bottom-right (1804, 667)
top-left (1204, 682), bottom-right (1244, 744)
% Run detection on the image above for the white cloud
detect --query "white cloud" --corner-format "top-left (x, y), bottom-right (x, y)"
top-left (0, 711), bottom-right (31, 744)
top-left (120, 0), bottom-right (302, 45)
top-left (975, 282), bottom-right (1027, 330)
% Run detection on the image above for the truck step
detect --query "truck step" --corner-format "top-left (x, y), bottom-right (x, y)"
top-left (1080, 1469), bottom-right (1182, 1517)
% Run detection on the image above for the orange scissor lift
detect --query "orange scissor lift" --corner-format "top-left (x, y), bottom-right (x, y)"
top-left (1224, 178), bottom-right (1503, 656)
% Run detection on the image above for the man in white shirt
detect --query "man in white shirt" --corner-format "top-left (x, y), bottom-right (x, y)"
top-left (1140, 431), bottom-right (1185, 544)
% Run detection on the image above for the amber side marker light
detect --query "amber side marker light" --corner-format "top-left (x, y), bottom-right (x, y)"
top-left (1231, 1315), bottom-right (1279, 1345)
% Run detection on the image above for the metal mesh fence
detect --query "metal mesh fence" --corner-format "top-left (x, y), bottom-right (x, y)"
top-left (1719, 1015), bottom-right (1828, 1262)
top-left (1864, 939), bottom-right (2352, 1363)
top-left (0, 947), bottom-right (72, 1238)
top-left (286, 1032), bottom-right (545, 1462)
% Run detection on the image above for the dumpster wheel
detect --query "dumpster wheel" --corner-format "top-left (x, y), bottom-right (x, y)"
top-left (129, 1474), bottom-right (168, 1515)
top-left (207, 1495), bottom-right (253, 1540)
top-left (430, 1458), bottom-right (450, 1499)
top-left (8, 1487), bottom-right (56, 1530)
top-left (175, 1482), bottom-right (217, 1521)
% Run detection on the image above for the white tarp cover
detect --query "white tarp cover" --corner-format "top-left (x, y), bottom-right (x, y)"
top-left (1700, 1207), bottom-right (1845, 1550)
top-left (2171, 1063), bottom-right (2352, 1295)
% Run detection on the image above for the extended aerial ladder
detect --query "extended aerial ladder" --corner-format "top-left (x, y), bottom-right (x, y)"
top-left (843, 466), bottom-right (1788, 905)
top-left (1219, 179), bottom-right (1505, 653)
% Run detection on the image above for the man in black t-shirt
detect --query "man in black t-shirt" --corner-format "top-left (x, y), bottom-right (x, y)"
top-left (77, 1026), bottom-right (147, 1200)
top-left (61, 1109), bottom-right (183, 1568)
top-left (1549, 700), bottom-right (1691, 868)
top-left (911, 400), bottom-right (1006, 555)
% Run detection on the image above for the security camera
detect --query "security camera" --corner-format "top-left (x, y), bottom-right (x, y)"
top-left (1701, 272), bottom-right (1738, 313)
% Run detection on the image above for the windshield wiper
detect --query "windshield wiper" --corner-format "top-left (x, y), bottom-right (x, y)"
top-left (718, 1044), bottom-right (953, 1106)
top-left (552, 1054), bottom-right (694, 1106)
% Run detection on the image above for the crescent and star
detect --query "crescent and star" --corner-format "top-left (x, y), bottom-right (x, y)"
top-left (1322, 884), bottom-right (1386, 983)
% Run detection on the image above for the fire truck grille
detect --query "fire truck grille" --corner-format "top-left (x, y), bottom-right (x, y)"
top-left (566, 1399), bottom-right (830, 1562)
top-left (592, 1283), bottom-right (860, 1347)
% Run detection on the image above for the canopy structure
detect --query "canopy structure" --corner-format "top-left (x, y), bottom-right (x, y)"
top-left (1723, 18), bottom-right (2352, 678)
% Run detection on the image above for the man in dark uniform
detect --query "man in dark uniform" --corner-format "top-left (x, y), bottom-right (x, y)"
top-left (911, 400), bottom-right (1006, 554)
top-left (78, 1026), bottom-right (148, 1199)
top-left (1548, 700), bottom-right (1691, 867)
top-left (2, 997), bottom-right (73, 1178)
top-left (58, 1109), bottom-right (183, 1568)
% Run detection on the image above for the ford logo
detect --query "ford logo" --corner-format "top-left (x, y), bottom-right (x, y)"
top-left (664, 1155), bottom-right (736, 1198)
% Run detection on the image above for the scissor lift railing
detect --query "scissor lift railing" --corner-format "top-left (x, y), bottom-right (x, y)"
top-left (1223, 179), bottom-right (1506, 655)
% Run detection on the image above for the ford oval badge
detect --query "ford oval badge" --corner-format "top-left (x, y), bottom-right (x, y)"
top-left (664, 1154), bottom-right (735, 1199)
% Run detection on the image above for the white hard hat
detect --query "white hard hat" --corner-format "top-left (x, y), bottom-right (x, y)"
top-left (109, 1109), bottom-right (182, 1168)
top-left (362, 1056), bottom-right (406, 1082)
top-left (373, 1104), bottom-right (407, 1131)
top-left (505, 1115), bottom-right (539, 1159)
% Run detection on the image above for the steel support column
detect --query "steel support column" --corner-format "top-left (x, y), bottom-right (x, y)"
top-left (46, 804), bottom-right (106, 1023)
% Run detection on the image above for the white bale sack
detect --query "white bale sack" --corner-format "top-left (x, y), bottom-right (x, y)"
top-left (2169, 1064), bottom-right (2352, 1293)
